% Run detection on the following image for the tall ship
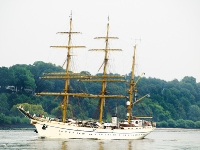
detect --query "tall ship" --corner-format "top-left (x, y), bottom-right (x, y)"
top-left (18, 14), bottom-right (156, 140)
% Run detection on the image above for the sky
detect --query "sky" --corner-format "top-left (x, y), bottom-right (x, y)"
top-left (0, 0), bottom-right (200, 82)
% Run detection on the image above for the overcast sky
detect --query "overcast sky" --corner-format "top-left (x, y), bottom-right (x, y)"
top-left (0, 0), bottom-right (200, 82)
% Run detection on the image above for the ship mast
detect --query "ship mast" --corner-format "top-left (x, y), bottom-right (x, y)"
top-left (127, 45), bottom-right (136, 123)
top-left (43, 13), bottom-right (85, 122)
top-left (62, 14), bottom-right (72, 122)
top-left (127, 45), bottom-right (149, 124)
top-left (89, 17), bottom-right (122, 123)
top-left (99, 18), bottom-right (110, 124)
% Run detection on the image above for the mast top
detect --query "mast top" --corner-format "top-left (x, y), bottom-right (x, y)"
top-left (70, 11), bottom-right (72, 20)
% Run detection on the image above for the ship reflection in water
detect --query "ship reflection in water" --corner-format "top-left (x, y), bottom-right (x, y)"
top-left (60, 139), bottom-right (142, 150)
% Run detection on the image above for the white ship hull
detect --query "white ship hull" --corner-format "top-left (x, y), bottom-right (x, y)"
top-left (32, 119), bottom-right (155, 140)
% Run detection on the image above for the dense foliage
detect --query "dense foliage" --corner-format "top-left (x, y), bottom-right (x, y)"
top-left (0, 61), bottom-right (200, 128)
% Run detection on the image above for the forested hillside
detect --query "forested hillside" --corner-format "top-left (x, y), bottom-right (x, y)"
top-left (0, 61), bottom-right (200, 128)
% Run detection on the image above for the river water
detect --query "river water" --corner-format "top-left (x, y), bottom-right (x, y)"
top-left (0, 128), bottom-right (200, 150)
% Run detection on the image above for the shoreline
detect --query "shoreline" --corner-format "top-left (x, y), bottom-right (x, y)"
top-left (0, 123), bottom-right (34, 130)
top-left (155, 127), bottom-right (200, 130)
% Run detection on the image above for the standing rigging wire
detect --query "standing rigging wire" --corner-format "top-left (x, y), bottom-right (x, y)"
top-left (69, 40), bottom-right (78, 73)
top-left (107, 49), bottom-right (116, 74)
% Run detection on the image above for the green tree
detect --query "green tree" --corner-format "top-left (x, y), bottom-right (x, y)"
top-left (8, 94), bottom-right (36, 107)
top-left (31, 61), bottom-right (64, 93)
top-left (167, 119), bottom-right (177, 127)
top-left (185, 120), bottom-right (195, 128)
top-left (176, 119), bottom-right (186, 128)
top-left (187, 105), bottom-right (200, 121)
top-left (4, 116), bottom-right (12, 124)
top-left (0, 93), bottom-right (9, 115)
top-left (181, 76), bottom-right (196, 86)
top-left (195, 121), bottom-right (200, 128)
top-left (150, 104), bottom-right (167, 121)
top-left (158, 121), bottom-right (168, 127)
top-left (51, 106), bottom-right (62, 118)
top-left (117, 105), bottom-right (126, 120)
top-left (10, 103), bottom-right (48, 117)
top-left (105, 113), bottom-right (112, 122)
top-left (0, 113), bottom-right (6, 123)
top-left (10, 65), bottom-right (36, 92)
top-left (0, 67), bottom-right (14, 89)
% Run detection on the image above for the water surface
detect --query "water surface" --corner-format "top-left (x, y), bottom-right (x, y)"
top-left (0, 128), bottom-right (199, 150)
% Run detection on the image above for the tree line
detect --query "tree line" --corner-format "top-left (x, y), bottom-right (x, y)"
top-left (0, 61), bottom-right (200, 128)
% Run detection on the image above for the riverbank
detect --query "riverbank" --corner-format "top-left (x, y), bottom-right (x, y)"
top-left (0, 123), bottom-right (34, 130)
